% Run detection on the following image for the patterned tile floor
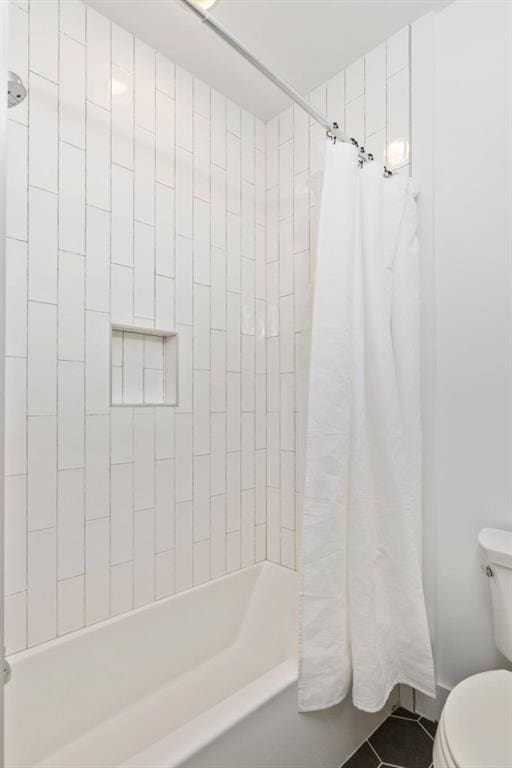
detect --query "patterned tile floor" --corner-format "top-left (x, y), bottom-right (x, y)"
top-left (342, 707), bottom-right (437, 768)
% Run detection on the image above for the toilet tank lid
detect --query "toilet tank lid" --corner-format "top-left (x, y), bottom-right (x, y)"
top-left (479, 528), bottom-right (512, 568)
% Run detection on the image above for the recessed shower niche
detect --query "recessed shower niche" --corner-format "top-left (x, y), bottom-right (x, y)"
top-left (111, 324), bottom-right (178, 407)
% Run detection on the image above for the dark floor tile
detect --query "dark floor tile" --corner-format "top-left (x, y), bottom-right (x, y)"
top-left (419, 717), bottom-right (437, 739)
top-left (391, 706), bottom-right (421, 720)
top-left (369, 717), bottom-right (433, 768)
top-left (341, 741), bottom-right (380, 768)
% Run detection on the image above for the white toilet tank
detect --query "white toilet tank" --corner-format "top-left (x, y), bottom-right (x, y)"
top-left (479, 528), bottom-right (512, 662)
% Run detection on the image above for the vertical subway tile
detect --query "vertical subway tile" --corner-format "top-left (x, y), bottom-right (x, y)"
top-left (155, 459), bottom-right (174, 552)
top-left (5, 593), bottom-right (27, 655)
top-left (85, 310), bottom-right (110, 414)
top-left (226, 452), bottom-right (241, 532)
top-left (112, 24), bottom-right (133, 72)
top-left (134, 39), bottom-right (155, 130)
top-left (134, 127), bottom-right (155, 225)
top-left (211, 330), bottom-right (226, 412)
top-left (28, 301), bottom-right (57, 416)
top-left (211, 164), bottom-right (226, 249)
top-left (227, 372), bottom-right (241, 453)
top-left (57, 468), bottom-right (84, 580)
top-left (110, 561), bottom-right (133, 617)
top-left (175, 66), bottom-right (193, 151)
top-left (387, 26), bottom-right (410, 77)
top-left (5, 238), bottom-right (28, 357)
top-left (134, 221), bottom-right (155, 320)
top-left (326, 70), bottom-right (345, 126)
top-left (85, 414), bottom-right (110, 520)
top-left (5, 475), bottom-right (27, 595)
top-left (134, 410), bottom-right (155, 510)
top-left (211, 90), bottom-right (226, 168)
top-left (111, 462), bottom-right (134, 564)
top-left (60, 34), bottom-right (86, 149)
top-left (28, 416), bottom-right (57, 531)
top-left (211, 248), bottom-right (227, 332)
top-left (193, 454), bottom-right (210, 541)
top-left (156, 53), bottom-right (175, 97)
top-left (8, 4), bottom-right (29, 126)
top-left (86, 7), bottom-right (111, 110)
top-left (211, 412), bottom-right (226, 496)
top-left (175, 413), bottom-right (193, 502)
top-left (58, 251), bottom-right (85, 363)
top-left (227, 100), bottom-right (240, 136)
top-left (365, 43), bottom-right (386, 138)
top-left (134, 508), bottom-right (155, 607)
top-left (29, 73), bottom-right (58, 193)
top-left (86, 102), bottom-right (110, 211)
top-left (175, 501), bottom-right (193, 592)
top-left (61, 0), bottom-right (86, 44)
top-left (58, 575), bottom-right (85, 635)
top-left (193, 370), bottom-right (210, 455)
top-left (266, 117), bottom-right (278, 189)
top-left (175, 236), bottom-right (193, 325)
top-left (387, 67), bottom-right (410, 170)
top-left (156, 183), bottom-right (175, 278)
top-left (226, 531), bottom-right (241, 573)
top-left (85, 517), bottom-right (110, 624)
top-left (194, 78), bottom-right (210, 119)
top-left (175, 148), bottom-right (193, 237)
top-left (176, 323), bottom-right (192, 413)
top-left (111, 407), bottom-right (134, 464)
top-left (110, 264), bottom-right (133, 325)
top-left (193, 540), bottom-right (210, 586)
top-left (194, 112), bottom-right (211, 202)
top-left (241, 489), bottom-right (255, 567)
top-left (29, 0), bottom-right (58, 82)
top-left (6, 121), bottom-right (28, 240)
top-left (57, 361), bottom-right (85, 469)
top-left (193, 284), bottom-right (210, 369)
top-left (210, 494), bottom-right (226, 579)
top-left (193, 198), bottom-right (211, 286)
top-left (86, 206), bottom-right (110, 313)
top-left (112, 65), bottom-right (134, 169)
top-left (28, 528), bottom-right (57, 646)
top-left (155, 550), bottom-right (174, 599)
top-left (4, 357), bottom-right (27, 476)
top-left (111, 164), bottom-right (134, 266)
top-left (156, 90), bottom-right (175, 186)
top-left (28, 186), bottom-right (58, 304)
top-left (59, 142), bottom-right (86, 255)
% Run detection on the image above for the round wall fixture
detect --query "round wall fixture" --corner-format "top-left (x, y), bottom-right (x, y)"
top-left (7, 71), bottom-right (27, 109)
top-left (196, 0), bottom-right (218, 9)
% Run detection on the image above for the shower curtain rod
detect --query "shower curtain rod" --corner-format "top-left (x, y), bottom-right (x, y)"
top-left (179, 0), bottom-right (386, 170)
top-left (178, 0), bottom-right (343, 135)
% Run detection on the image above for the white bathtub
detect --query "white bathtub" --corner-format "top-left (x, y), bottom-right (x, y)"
top-left (5, 562), bottom-right (394, 768)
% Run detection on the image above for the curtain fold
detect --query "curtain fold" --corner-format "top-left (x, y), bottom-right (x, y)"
top-left (298, 140), bottom-right (435, 714)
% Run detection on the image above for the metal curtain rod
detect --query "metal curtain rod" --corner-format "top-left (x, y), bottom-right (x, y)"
top-left (178, 0), bottom-right (343, 139)
top-left (178, 0), bottom-right (390, 172)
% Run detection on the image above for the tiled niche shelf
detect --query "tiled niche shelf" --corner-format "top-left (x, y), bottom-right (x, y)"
top-left (111, 323), bottom-right (178, 407)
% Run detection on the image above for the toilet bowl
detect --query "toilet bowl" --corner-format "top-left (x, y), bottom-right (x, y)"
top-left (433, 528), bottom-right (512, 768)
top-left (433, 670), bottom-right (512, 768)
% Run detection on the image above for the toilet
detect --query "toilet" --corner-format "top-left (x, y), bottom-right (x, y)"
top-left (433, 528), bottom-right (512, 768)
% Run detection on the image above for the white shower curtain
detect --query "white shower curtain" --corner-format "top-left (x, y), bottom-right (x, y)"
top-left (298, 140), bottom-right (435, 713)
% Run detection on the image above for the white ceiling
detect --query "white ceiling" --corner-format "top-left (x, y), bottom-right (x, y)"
top-left (87, 0), bottom-right (451, 121)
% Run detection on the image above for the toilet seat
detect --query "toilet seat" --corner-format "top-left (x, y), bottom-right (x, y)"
top-left (434, 670), bottom-right (512, 768)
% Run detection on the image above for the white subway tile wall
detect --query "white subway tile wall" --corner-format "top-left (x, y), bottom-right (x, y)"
top-left (4, 0), bottom-right (266, 652)
top-left (265, 30), bottom-right (411, 568)
top-left (5, 0), bottom-right (411, 651)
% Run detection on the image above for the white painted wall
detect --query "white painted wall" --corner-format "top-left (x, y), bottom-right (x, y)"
top-left (414, 0), bottom-right (512, 701)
